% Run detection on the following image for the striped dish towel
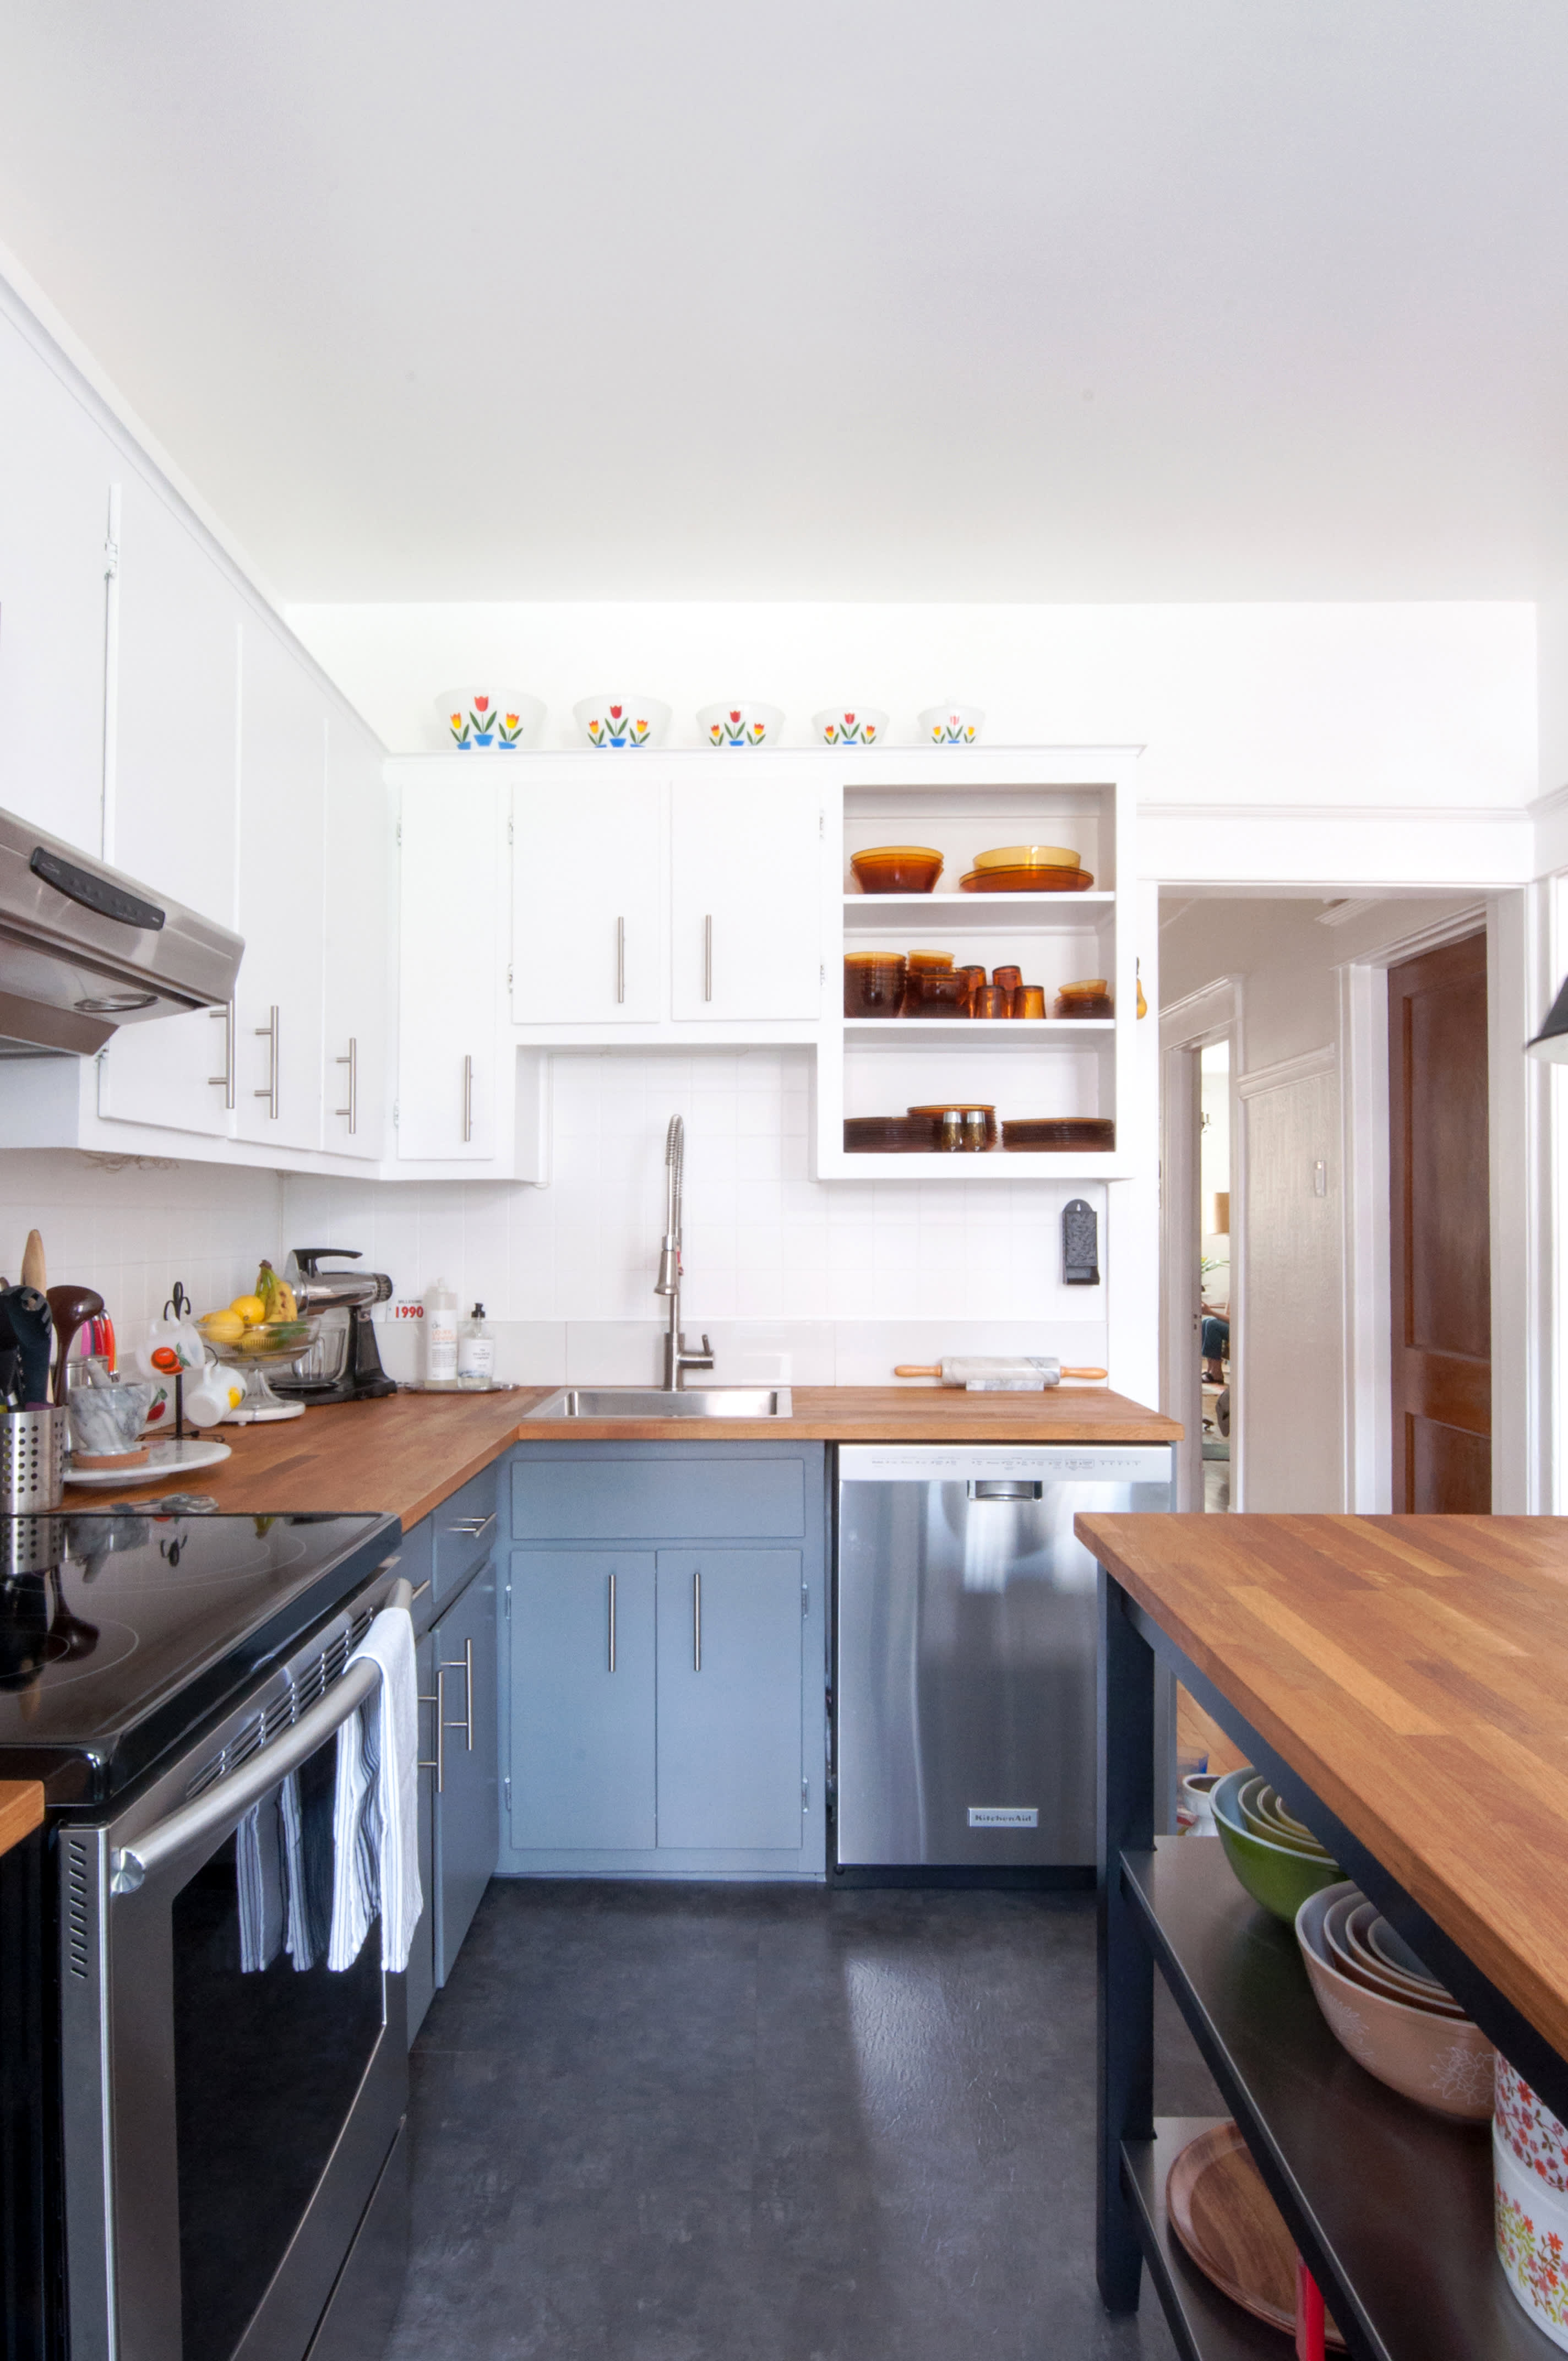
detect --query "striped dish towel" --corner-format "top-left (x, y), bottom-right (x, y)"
top-left (328, 1602), bottom-right (422, 1973)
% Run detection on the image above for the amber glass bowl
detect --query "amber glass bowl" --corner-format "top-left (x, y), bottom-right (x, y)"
top-left (903, 968), bottom-right (970, 1017)
top-left (844, 951), bottom-right (907, 1018)
top-left (850, 846), bottom-right (945, 894)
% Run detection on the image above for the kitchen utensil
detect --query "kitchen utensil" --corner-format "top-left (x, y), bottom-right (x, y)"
top-left (1166, 2121), bottom-right (1347, 2349)
top-left (903, 967), bottom-right (969, 1016)
top-left (435, 689), bottom-right (544, 750)
top-left (918, 704), bottom-right (983, 744)
top-left (0, 1407), bottom-right (64, 1510)
top-left (849, 846), bottom-right (944, 894)
top-left (62, 1435), bottom-right (233, 1488)
top-left (960, 866), bottom-right (1094, 893)
top-left (971, 984), bottom-right (1010, 1019)
top-left (1180, 1770), bottom-right (1222, 1832)
top-left (814, 708), bottom-right (887, 747)
top-left (1001, 1119), bottom-right (1117, 1151)
top-left (270, 1249), bottom-right (399, 1403)
top-left (891, 1357), bottom-right (1108, 1386)
top-left (1014, 986), bottom-right (1048, 1019)
top-left (1212, 1769), bottom-right (1342, 1922)
top-left (0, 1350), bottom-right (20, 1411)
top-left (697, 702), bottom-right (784, 748)
top-left (843, 953), bottom-right (908, 1019)
top-left (20, 1230), bottom-right (46, 1290)
top-left (47, 1286), bottom-right (105, 1406)
top-left (67, 1381), bottom-right (155, 1465)
top-left (972, 844), bottom-right (1079, 873)
top-left (1496, 2117), bottom-right (1568, 2350)
top-left (1295, 1883), bottom-right (1495, 2120)
top-left (907, 1103), bottom-right (999, 1147)
top-left (844, 1116), bottom-right (944, 1152)
top-left (1, 1286), bottom-right (53, 1407)
top-left (573, 697), bottom-right (671, 749)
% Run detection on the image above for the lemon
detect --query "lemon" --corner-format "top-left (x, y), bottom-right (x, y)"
top-left (200, 1310), bottom-right (245, 1345)
top-left (230, 1294), bottom-right (266, 1328)
top-left (239, 1330), bottom-right (273, 1354)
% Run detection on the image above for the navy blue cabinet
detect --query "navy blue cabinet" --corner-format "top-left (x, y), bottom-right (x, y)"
top-left (502, 1443), bottom-right (827, 1880)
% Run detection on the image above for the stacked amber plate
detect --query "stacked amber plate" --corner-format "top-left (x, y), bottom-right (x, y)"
top-left (1001, 1118), bottom-right (1115, 1151)
top-left (960, 864), bottom-right (1094, 894)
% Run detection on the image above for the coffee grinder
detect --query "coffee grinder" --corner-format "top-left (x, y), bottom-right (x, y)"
top-left (268, 1248), bottom-right (399, 1403)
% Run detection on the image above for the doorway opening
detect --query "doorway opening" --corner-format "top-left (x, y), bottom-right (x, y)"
top-left (1198, 1040), bottom-right (1232, 1512)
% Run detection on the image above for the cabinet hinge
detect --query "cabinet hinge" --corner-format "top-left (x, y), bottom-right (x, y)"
top-left (819, 962), bottom-right (825, 986)
top-left (507, 965), bottom-right (514, 990)
top-left (802, 1582), bottom-right (808, 1618)
top-left (104, 536), bottom-right (119, 581)
top-left (503, 1776), bottom-right (512, 1814)
top-left (507, 817), bottom-right (514, 844)
top-left (818, 810), bottom-right (824, 838)
top-left (392, 1101), bottom-right (400, 1127)
top-left (396, 821), bottom-right (402, 847)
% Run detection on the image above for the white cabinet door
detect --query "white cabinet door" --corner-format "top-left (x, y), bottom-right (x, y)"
top-left (111, 471), bottom-right (241, 928)
top-left (322, 715), bottom-right (390, 1158)
top-left (398, 781), bottom-right (499, 1161)
top-left (0, 312), bottom-right (112, 858)
top-left (232, 624), bottom-right (325, 1152)
top-left (669, 779), bottom-right (821, 1021)
top-left (512, 778), bottom-right (662, 1024)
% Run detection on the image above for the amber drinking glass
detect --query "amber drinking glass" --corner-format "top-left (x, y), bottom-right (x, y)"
top-left (844, 951), bottom-right (907, 1018)
top-left (957, 965), bottom-right (987, 1013)
top-left (972, 984), bottom-right (1010, 1020)
top-left (1014, 986), bottom-right (1048, 1019)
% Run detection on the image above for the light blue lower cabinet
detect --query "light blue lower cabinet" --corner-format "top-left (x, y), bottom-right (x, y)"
top-left (408, 1624), bottom-right (437, 2040)
top-left (509, 1550), bottom-right (657, 1851)
top-left (655, 1551), bottom-right (803, 1851)
top-left (434, 1560), bottom-right (500, 1980)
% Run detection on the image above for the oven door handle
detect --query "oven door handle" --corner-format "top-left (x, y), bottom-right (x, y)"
top-left (109, 1574), bottom-right (414, 1896)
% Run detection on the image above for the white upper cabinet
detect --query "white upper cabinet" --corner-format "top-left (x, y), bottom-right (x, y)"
top-left (0, 311), bottom-right (112, 856)
top-left (668, 777), bottom-right (822, 1022)
top-left (232, 623), bottom-right (325, 1153)
top-left (512, 778), bottom-right (662, 1024)
top-left (111, 471), bottom-right (241, 926)
top-left (398, 780), bottom-right (500, 1161)
top-left (323, 713), bottom-right (390, 1158)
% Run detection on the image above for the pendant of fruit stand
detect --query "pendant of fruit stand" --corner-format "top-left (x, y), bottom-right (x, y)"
top-left (196, 1262), bottom-right (322, 1423)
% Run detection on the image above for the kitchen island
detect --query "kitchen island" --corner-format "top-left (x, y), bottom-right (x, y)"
top-left (1080, 1510), bottom-right (1568, 2361)
top-left (79, 1382), bottom-right (1180, 1521)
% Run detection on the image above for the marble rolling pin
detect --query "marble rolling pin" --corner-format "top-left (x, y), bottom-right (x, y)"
top-left (892, 1356), bottom-right (1108, 1390)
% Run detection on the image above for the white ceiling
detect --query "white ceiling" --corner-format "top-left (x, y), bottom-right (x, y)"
top-left (4, 1), bottom-right (1568, 603)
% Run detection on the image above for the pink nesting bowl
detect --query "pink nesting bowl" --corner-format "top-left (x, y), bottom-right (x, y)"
top-left (1297, 1884), bottom-right (1495, 2122)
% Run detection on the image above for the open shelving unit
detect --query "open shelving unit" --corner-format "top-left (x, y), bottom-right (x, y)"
top-left (815, 755), bottom-right (1138, 1179)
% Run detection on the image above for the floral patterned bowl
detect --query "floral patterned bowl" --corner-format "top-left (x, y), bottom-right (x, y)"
top-left (1295, 1883), bottom-right (1495, 2121)
top-left (696, 703), bottom-right (784, 749)
top-left (918, 703), bottom-right (984, 746)
top-left (813, 708), bottom-right (888, 748)
top-left (1497, 2058), bottom-right (1568, 2194)
top-left (1496, 2122), bottom-right (1568, 2349)
top-left (573, 698), bottom-right (671, 750)
top-left (437, 690), bottom-right (544, 750)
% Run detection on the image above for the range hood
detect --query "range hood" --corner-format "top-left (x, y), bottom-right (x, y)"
top-left (0, 808), bottom-right (243, 1057)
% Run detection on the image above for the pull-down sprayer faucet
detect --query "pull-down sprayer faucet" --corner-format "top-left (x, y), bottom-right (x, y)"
top-left (655, 1114), bottom-right (714, 1390)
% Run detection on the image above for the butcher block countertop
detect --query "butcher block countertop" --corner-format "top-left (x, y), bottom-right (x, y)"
top-left (1076, 1510), bottom-right (1568, 2069)
top-left (0, 1780), bottom-right (43, 1858)
top-left (68, 1382), bottom-right (1178, 1528)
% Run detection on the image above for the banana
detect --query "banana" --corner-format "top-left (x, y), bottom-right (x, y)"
top-left (255, 1260), bottom-right (280, 1322)
top-left (277, 1279), bottom-right (298, 1320)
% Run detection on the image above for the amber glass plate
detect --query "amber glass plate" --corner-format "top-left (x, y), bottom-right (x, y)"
top-left (959, 866), bottom-right (1095, 893)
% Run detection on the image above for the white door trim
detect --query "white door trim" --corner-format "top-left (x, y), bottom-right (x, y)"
top-left (1159, 975), bottom-right (1242, 1510)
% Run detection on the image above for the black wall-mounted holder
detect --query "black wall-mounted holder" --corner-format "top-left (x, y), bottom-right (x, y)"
top-left (1063, 1199), bottom-right (1100, 1285)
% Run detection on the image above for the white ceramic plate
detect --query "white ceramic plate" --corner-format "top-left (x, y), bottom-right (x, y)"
top-left (64, 1436), bottom-right (233, 1487)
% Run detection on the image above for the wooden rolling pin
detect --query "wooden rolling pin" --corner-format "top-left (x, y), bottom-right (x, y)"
top-left (894, 1356), bottom-right (1108, 1389)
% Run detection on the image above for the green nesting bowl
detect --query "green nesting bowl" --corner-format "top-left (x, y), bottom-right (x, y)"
top-left (1213, 1769), bottom-right (1342, 1923)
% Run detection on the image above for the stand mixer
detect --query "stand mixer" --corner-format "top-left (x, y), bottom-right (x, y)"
top-left (267, 1249), bottom-right (399, 1403)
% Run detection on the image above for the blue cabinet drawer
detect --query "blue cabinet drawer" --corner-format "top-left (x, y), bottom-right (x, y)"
top-left (433, 1466), bottom-right (499, 1604)
top-left (512, 1453), bottom-right (805, 1541)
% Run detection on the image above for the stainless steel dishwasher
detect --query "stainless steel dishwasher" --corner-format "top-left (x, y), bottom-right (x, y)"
top-left (834, 1441), bottom-right (1174, 1875)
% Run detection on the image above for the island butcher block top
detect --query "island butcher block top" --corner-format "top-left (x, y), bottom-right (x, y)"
top-left (1076, 1510), bottom-right (1568, 2069)
top-left (72, 1383), bottom-right (1179, 1528)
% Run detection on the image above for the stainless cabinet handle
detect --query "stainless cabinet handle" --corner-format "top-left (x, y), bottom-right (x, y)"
top-left (462, 1053), bottom-right (474, 1143)
top-left (608, 1570), bottom-right (617, 1673)
top-left (693, 1567), bottom-right (702, 1672)
top-left (445, 1513), bottom-right (495, 1542)
top-left (616, 915), bottom-right (625, 1005)
top-left (439, 1635), bottom-right (475, 1753)
top-left (253, 1004), bottom-right (279, 1119)
top-left (208, 1000), bottom-right (236, 1109)
top-left (703, 915), bottom-right (713, 1003)
top-left (418, 1676), bottom-right (445, 1792)
top-left (335, 1036), bottom-right (357, 1133)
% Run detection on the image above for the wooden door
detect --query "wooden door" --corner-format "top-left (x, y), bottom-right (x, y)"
top-left (1388, 932), bottom-right (1491, 1511)
top-left (508, 1551), bottom-right (656, 1849)
top-left (655, 1549), bottom-right (803, 1849)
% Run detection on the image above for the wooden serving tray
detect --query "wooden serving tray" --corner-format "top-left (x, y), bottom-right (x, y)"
top-left (1167, 2121), bottom-right (1346, 2348)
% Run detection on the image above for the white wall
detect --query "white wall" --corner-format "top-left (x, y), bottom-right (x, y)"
top-left (286, 600), bottom-right (1537, 811)
top-left (0, 1149), bottom-right (282, 1339)
top-left (282, 1047), bottom-right (1109, 1388)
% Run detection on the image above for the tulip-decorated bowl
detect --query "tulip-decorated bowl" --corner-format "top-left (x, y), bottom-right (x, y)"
top-left (574, 697), bottom-right (671, 750)
top-left (918, 703), bottom-right (984, 745)
top-left (1212, 1769), bottom-right (1343, 1922)
top-left (814, 707), bottom-right (888, 747)
top-left (436, 690), bottom-right (545, 750)
top-left (697, 702), bottom-right (784, 749)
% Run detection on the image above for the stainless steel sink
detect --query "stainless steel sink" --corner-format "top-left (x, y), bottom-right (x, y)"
top-left (525, 1386), bottom-right (793, 1419)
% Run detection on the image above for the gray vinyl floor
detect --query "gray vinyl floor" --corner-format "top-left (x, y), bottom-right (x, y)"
top-left (389, 1880), bottom-right (1219, 2361)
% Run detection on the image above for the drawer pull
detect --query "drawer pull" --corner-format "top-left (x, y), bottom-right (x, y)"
top-left (445, 1512), bottom-right (496, 1543)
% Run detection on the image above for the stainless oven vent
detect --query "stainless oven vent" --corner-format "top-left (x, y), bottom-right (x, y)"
top-left (180, 1601), bottom-right (380, 1799)
top-left (64, 1836), bottom-right (90, 1979)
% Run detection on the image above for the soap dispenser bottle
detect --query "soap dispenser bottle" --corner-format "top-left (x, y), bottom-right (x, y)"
top-left (458, 1302), bottom-right (494, 1389)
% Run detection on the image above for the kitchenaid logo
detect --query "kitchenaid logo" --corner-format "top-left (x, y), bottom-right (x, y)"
top-left (968, 1807), bottom-right (1038, 1829)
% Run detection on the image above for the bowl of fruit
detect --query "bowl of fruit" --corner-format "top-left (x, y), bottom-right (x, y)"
top-left (198, 1264), bottom-right (321, 1422)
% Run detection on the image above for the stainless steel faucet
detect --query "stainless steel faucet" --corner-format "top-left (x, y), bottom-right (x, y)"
top-left (655, 1114), bottom-right (714, 1390)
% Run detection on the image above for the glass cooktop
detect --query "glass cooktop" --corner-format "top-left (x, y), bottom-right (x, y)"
top-left (0, 1508), bottom-right (398, 1804)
